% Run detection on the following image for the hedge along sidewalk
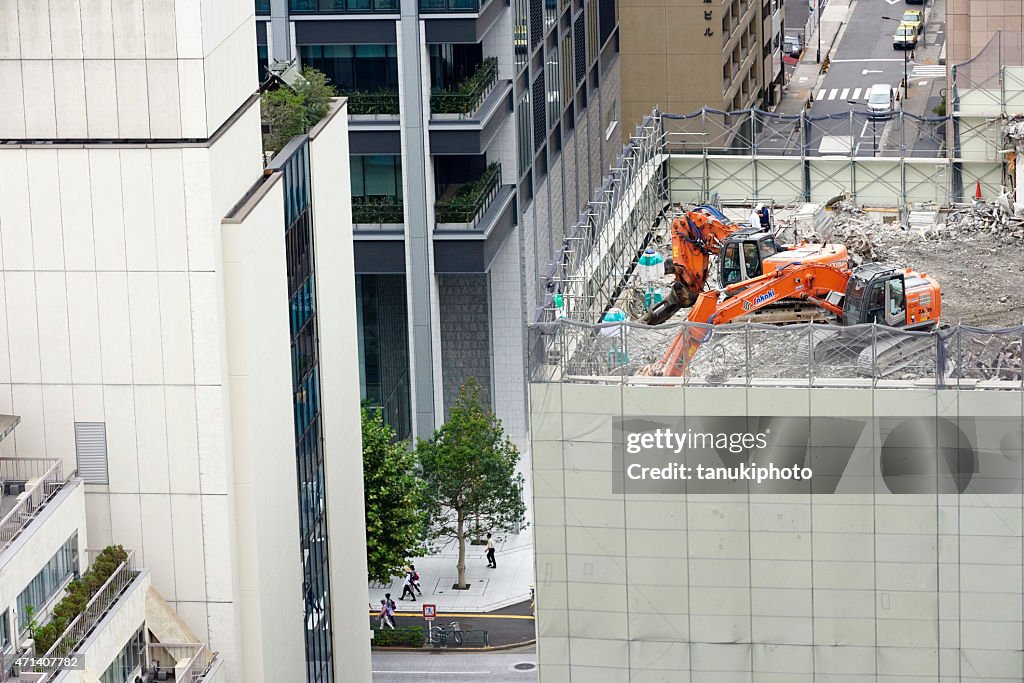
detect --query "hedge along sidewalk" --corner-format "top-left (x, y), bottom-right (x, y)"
top-left (369, 599), bottom-right (536, 650)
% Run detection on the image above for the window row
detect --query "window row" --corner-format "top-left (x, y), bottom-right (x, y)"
top-left (100, 625), bottom-right (146, 683)
top-left (17, 533), bottom-right (79, 629)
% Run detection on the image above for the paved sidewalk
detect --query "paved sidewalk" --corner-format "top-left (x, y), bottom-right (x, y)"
top-left (368, 441), bottom-right (536, 614)
top-left (370, 599), bottom-right (536, 649)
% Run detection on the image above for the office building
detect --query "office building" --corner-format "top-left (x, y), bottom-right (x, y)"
top-left (947, 0), bottom-right (1024, 68)
top-left (618, 0), bottom-right (784, 136)
top-left (0, 2), bottom-right (369, 681)
top-left (256, 0), bottom-right (622, 442)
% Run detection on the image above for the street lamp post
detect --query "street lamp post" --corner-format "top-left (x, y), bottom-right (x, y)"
top-left (882, 15), bottom-right (911, 99)
top-left (816, 0), bottom-right (821, 63)
top-left (848, 100), bottom-right (877, 157)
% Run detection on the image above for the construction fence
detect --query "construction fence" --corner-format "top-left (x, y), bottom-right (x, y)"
top-left (528, 320), bottom-right (1024, 389)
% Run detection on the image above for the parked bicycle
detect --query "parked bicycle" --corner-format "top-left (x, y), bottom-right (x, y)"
top-left (428, 621), bottom-right (463, 646)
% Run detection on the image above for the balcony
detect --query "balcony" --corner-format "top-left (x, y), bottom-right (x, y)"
top-left (147, 642), bottom-right (220, 682)
top-left (0, 458), bottom-right (68, 555)
top-left (420, 0), bottom-right (491, 11)
top-left (289, 0), bottom-right (399, 11)
top-left (342, 91), bottom-right (400, 118)
top-left (430, 57), bottom-right (499, 119)
top-left (352, 198), bottom-right (404, 231)
top-left (435, 162), bottom-right (502, 229)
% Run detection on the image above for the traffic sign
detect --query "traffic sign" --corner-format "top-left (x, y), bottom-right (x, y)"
top-left (422, 604), bottom-right (437, 621)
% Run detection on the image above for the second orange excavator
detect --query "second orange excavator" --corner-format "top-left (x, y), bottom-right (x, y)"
top-left (641, 205), bottom-right (850, 325)
top-left (648, 261), bottom-right (941, 377)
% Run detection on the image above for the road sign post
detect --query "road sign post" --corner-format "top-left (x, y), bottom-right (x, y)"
top-left (422, 604), bottom-right (437, 645)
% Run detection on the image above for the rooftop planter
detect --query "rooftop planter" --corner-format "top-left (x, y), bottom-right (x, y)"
top-left (352, 197), bottom-right (404, 225)
top-left (430, 58), bottom-right (499, 118)
top-left (343, 90), bottom-right (401, 117)
top-left (435, 162), bottom-right (501, 228)
top-left (31, 546), bottom-right (138, 670)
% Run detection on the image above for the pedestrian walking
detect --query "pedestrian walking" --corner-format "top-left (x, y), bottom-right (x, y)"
top-left (378, 599), bottom-right (395, 629)
top-left (400, 568), bottom-right (417, 601)
top-left (409, 564), bottom-right (422, 595)
top-left (485, 532), bottom-right (497, 568)
top-left (385, 592), bottom-right (397, 614)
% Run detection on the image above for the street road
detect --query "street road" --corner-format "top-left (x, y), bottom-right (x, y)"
top-left (802, 0), bottom-right (946, 156)
top-left (372, 651), bottom-right (537, 682)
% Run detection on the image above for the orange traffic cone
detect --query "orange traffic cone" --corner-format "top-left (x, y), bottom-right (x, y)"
top-left (975, 180), bottom-right (982, 200)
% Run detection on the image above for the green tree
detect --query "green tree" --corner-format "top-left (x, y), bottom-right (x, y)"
top-left (260, 67), bottom-right (337, 153)
top-left (362, 405), bottom-right (428, 584)
top-left (417, 379), bottom-right (526, 589)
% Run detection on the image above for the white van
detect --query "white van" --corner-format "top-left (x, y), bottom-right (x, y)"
top-left (866, 83), bottom-right (895, 119)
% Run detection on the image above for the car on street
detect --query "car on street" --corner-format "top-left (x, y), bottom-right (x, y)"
top-left (784, 34), bottom-right (802, 57)
top-left (900, 9), bottom-right (924, 31)
top-left (866, 83), bottom-right (897, 119)
top-left (893, 22), bottom-right (919, 50)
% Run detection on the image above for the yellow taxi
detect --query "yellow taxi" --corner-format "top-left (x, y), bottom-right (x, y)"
top-left (900, 9), bottom-right (923, 31)
top-left (893, 22), bottom-right (919, 50)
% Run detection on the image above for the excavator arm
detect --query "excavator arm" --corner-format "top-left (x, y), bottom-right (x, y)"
top-left (649, 263), bottom-right (852, 377)
top-left (641, 205), bottom-right (747, 325)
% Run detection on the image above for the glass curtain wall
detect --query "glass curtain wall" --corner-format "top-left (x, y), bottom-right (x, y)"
top-left (299, 45), bottom-right (398, 91)
top-left (16, 533), bottom-right (78, 628)
top-left (283, 142), bottom-right (334, 683)
top-left (99, 626), bottom-right (146, 683)
top-left (350, 156), bottom-right (403, 202)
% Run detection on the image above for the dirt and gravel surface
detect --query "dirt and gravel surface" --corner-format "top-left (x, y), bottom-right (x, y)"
top-left (887, 234), bottom-right (1024, 328)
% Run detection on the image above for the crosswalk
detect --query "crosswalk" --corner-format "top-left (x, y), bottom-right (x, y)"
top-left (911, 64), bottom-right (946, 78)
top-left (818, 87), bottom-right (864, 102)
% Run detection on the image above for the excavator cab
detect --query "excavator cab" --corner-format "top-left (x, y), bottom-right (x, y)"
top-left (842, 265), bottom-right (908, 326)
top-left (719, 231), bottom-right (783, 286)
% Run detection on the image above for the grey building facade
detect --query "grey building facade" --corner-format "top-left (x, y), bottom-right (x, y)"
top-left (256, 0), bottom-right (622, 443)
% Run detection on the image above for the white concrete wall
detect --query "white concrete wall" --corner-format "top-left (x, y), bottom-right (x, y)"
top-left (0, 0), bottom-right (257, 140)
top-left (221, 174), bottom-right (305, 683)
top-left (0, 481), bottom-right (86, 634)
top-left (530, 382), bottom-right (1024, 682)
top-left (56, 570), bottom-right (150, 683)
top-left (307, 101), bottom-right (373, 680)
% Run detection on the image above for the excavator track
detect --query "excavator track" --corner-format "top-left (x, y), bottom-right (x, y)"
top-left (856, 333), bottom-right (935, 377)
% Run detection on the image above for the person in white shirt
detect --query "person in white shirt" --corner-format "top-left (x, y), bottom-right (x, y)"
top-left (485, 533), bottom-right (497, 568)
top-left (749, 204), bottom-right (762, 231)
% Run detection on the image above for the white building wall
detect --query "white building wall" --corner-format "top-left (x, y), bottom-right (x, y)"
top-left (307, 101), bottom-right (373, 680)
top-left (0, 0), bottom-right (257, 140)
top-left (221, 173), bottom-right (306, 683)
top-left (530, 382), bottom-right (1024, 683)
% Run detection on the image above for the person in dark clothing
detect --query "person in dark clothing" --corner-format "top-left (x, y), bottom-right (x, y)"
top-left (400, 569), bottom-right (417, 601)
top-left (485, 532), bottom-right (497, 568)
top-left (758, 204), bottom-right (771, 231)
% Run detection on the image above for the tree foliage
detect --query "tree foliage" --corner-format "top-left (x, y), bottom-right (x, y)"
top-left (260, 67), bottom-right (337, 153)
top-left (362, 405), bottom-right (428, 584)
top-left (416, 379), bottom-right (526, 589)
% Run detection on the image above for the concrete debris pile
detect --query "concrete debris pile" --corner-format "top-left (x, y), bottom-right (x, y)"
top-left (941, 199), bottom-right (1024, 241)
top-left (948, 334), bottom-right (1024, 383)
top-left (811, 201), bottom-right (889, 263)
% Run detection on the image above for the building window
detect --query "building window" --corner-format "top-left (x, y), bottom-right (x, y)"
top-left (74, 422), bottom-right (108, 484)
top-left (0, 610), bottom-right (9, 652)
top-left (351, 156), bottom-right (403, 202)
top-left (516, 90), bottom-right (532, 175)
top-left (514, 0), bottom-right (529, 69)
top-left (100, 625), bottom-right (146, 683)
top-left (291, 0), bottom-right (399, 10)
top-left (281, 142), bottom-right (334, 683)
top-left (17, 533), bottom-right (78, 629)
top-left (545, 46), bottom-right (561, 125)
top-left (257, 45), bottom-right (269, 83)
top-left (428, 43), bottom-right (484, 91)
top-left (603, 100), bottom-right (618, 140)
top-left (357, 275), bottom-right (412, 440)
top-left (298, 45), bottom-right (398, 92)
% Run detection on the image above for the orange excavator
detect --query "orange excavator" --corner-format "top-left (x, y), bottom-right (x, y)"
top-left (648, 261), bottom-right (941, 377)
top-left (641, 205), bottom-right (850, 325)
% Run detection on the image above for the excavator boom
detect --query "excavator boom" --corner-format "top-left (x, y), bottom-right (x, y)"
top-left (652, 263), bottom-right (854, 377)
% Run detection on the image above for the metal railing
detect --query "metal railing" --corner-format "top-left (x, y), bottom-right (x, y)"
top-left (434, 163), bottom-right (502, 227)
top-left (34, 552), bottom-right (139, 677)
top-left (352, 199), bottom-right (404, 224)
top-left (430, 58), bottom-right (500, 118)
top-left (0, 459), bottom-right (65, 552)
top-left (529, 320), bottom-right (1024, 389)
top-left (420, 0), bottom-right (489, 12)
top-left (148, 643), bottom-right (218, 683)
top-left (342, 91), bottom-right (400, 115)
